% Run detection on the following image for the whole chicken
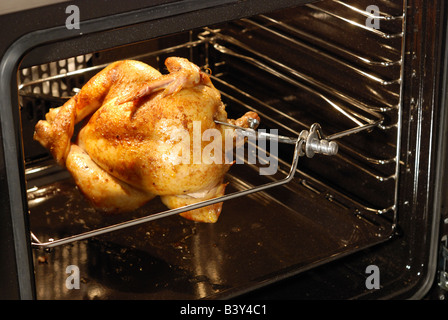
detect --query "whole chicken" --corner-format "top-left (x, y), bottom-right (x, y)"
top-left (33, 57), bottom-right (259, 223)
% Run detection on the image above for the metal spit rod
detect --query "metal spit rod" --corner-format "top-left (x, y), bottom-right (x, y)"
top-left (30, 121), bottom-right (338, 249)
top-left (215, 120), bottom-right (338, 158)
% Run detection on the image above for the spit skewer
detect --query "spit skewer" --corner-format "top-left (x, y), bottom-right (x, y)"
top-left (214, 120), bottom-right (339, 158)
top-left (31, 121), bottom-right (337, 249)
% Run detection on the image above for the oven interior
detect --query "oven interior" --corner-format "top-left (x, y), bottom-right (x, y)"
top-left (19, 0), bottom-right (408, 299)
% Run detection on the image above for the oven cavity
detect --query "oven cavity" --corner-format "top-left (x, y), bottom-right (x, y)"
top-left (20, 0), bottom-right (406, 299)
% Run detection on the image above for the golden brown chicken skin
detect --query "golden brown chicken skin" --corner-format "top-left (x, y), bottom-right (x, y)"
top-left (34, 57), bottom-right (259, 223)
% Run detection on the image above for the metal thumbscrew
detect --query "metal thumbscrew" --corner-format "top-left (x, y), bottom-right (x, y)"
top-left (306, 136), bottom-right (338, 157)
top-left (247, 118), bottom-right (260, 129)
top-left (304, 123), bottom-right (338, 158)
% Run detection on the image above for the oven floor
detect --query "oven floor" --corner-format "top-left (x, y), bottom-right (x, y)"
top-left (29, 163), bottom-right (391, 299)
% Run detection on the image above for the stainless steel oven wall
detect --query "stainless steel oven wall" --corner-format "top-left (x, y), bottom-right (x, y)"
top-left (243, 0), bottom-right (448, 299)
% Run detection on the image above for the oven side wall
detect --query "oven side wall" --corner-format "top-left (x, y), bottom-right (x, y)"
top-left (240, 0), bottom-right (448, 300)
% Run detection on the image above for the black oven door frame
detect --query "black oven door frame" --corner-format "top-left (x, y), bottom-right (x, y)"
top-left (0, 0), bottom-right (446, 300)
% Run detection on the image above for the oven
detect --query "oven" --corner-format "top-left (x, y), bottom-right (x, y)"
top-left (0, 0), bottom-right (447, 301)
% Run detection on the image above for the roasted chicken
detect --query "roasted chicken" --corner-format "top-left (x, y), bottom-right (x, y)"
top-left (33, 57), bottom-right (259, 223)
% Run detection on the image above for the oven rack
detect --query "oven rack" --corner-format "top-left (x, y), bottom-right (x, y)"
top-left (225, 4), bottom-right (405, 112)
top-left (207, 32), bottom-right (385, 134)
top-left (212, 75), bottom-right (395, 186)
top-left (245, 15), bottom-right (402, 109)
top-left (210, 76), bottom-right (396, 216)
top-left (257, 13), bottom-right (401, 70)
top-left (206, 34), bottom-right (398, 181)
top-left (211, 0), bottom-right (405, 175)
top-left (241, 17), bottom-right (401, 87)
